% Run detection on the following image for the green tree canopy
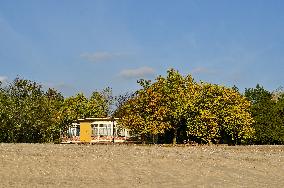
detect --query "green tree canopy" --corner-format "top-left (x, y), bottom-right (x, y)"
top-left (245, 84), bottom-right (284, 144)
top-left (59, 87), bottom-right (114, 134)
top-left (0, 78), bottom-right (63, 143)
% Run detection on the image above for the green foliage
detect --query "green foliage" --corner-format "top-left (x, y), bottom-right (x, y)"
top-left (0, 78), bottom-right (114, 143)
top-left (0, 78), bottom-right (63, 143)
top-left (245, 84), bottom-right (284, 144)
top-left (273, 95), bottom-right (284, 143)
top-left (59, 87), bottom-right (114, 135)
top-left (89, 87), bottom-right (113, 117)
top-left (59, 93), bottom-right (89, 132)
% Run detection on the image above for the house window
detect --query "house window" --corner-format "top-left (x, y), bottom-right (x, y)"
top-left (107, 124), bottom-right (112, 136)
top-left (92, 124), bottom-right (98, 136)
top-left (98, 124), bottom-right (106, 135)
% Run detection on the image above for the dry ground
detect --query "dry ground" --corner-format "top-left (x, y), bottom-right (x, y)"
top-left (0, 143), bottom-right (283, 188)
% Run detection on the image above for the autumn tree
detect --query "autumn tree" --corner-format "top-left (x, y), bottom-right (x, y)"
top-left (118, 79), bottom-right (172, 143)
top-left (118, 69), bottom-right (201, 144)
top-left (113, 91), bottom-right (135, 118)
top-left (187, 83), bottom-right (254, 144)
top-left (155, 69), bottom-right (199, 144)
top-left (118, 69), bottom-right (255, 145)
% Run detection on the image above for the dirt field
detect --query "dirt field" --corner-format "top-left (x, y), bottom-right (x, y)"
top-left (0, 144), bottom-right (283, 188)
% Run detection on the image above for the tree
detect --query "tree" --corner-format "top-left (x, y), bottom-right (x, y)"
top-left (272, 86), bottom-right (284, 101)
top-left (59, 93), bottom-right (89, 135)
top-left (118, 79), bottom-right (172, 143)
top-left (156, 69), bottom-right (198, 144)
top-left (187, 83), bottom-right (254, 144)
top-left (118, 69), bottom-right (255, 145)
top-left (245, 84), bottom-right (284, 144)
top-left (113, 91), bottom-right (135, 118)
top-left (44, 88), bottom-right (64, 142)
top-left (59, 87), bottom-right (114, 138)
top-left (273, 94), bottom-right (284, 143)
top-left (0, 78), bottom-right (63, 143)
top-left (88, 87), bottom-right (114, 117)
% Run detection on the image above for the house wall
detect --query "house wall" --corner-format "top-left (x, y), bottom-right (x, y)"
top-left (75, 118), bottom-right (130, 143)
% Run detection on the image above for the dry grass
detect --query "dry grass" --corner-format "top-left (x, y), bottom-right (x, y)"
top-left (0, 143), bottom-right (283, 188)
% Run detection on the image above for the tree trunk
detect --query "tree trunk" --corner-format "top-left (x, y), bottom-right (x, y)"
top-left (152, 134), bottom-right (158, 144)
top-left (141, 133), bottom-right (146, 144)
top-left (234, 132), bottom-right (238, 145)
top-left (172, 128), bottom-right (177, 145)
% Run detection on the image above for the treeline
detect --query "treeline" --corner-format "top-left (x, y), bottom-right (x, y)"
top-left (0, 69), bottom-right (284, 144)
top-left (0, 78), bottom-right (112, 143)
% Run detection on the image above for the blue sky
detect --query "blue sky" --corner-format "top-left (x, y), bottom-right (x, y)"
top-left (0, 0), bottom-right (284, 96)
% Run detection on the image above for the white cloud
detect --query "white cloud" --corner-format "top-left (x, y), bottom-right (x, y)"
top-left (119, 67), bottom-right (155, 79)
top-left (80, 51), bottom-right (124, 63)
top-left (0, 76), bottom-right (8, 83)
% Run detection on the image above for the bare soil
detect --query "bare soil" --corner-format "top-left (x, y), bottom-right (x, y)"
top-left (0, 143), bottom-right (283, 188)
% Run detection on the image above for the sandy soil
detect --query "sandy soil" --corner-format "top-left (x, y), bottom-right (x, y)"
top-left (0, 143), bottom-right (283, 188)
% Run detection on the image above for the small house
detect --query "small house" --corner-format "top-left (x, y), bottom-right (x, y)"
top-left (63, 117), bottom-right (130, 143)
